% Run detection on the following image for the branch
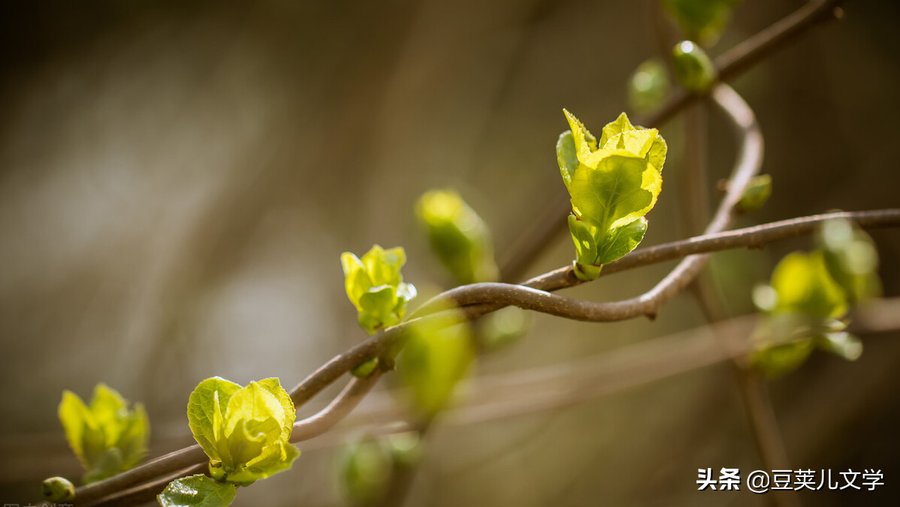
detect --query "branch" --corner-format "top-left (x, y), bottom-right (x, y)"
top-left (417, 83), bottom-right (763, 322)
top-left (74, 204), bottom-right (900, 506)
top-left (500, 0), bottom-right (843, 281)
top-left (75, 375), bottom-right (383, 506)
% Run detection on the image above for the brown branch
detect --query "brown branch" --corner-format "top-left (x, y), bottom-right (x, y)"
top-left (500, 0), bottom-right (843, 282)
top-left (75, 375), bottom-right (383, 506)
top-left (73, 205), bottom-right (900, 506)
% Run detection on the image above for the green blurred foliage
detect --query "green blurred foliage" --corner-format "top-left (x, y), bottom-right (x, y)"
top-left (752, 220), bottom-right (881, 377)
top-left (416, 189), bottom-right (499, 285)
top-left (627, 59), bottom-right (670, 114)
top-left (397, 304), bottom-right (474, 419)
top-left (58, 384), bottom-right (149, 484)
top-left (818, 217), bottom-right (882, 304)
top-left (339, 436), bottom-right (392, 506)
top-left (663, 0), bottom-right (741, 46)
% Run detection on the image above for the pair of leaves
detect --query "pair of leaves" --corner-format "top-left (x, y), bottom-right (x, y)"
top-left (557, 111), bottom-right (667, 280)
top-left (416, 189), bottom-right (499, 285)
top-left (58, 383), bottom-right (149, 484)
top-left (160, 377), bottom-right (300, 506)
top-left (752, 221), bottom-right (880, 376)
top-left (342, 245), bottom-right (417, 334)
top-left (187, 377), bottom-right (300, 485)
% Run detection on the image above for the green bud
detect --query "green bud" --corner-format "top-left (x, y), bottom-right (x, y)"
top-left (339, 437), bottom-right (393, 506)
top-left (672, 40), bottom-right (717, 92)
top-left (42, 476), bottom-right (75, 502)
top-left (737, 174), bottom-right (772, 212)
top-left (627, 59), bottom-right (670, 114)
top-left (416, 190), bottom-right (498, 285)
top-left (351, 357), bottom-right (380, 378)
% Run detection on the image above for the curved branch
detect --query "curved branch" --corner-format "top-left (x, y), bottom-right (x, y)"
top-left (418, 83), bottom-right (762, 322)
top-left (76, 375), bottom-right (383, 506)
top-left (75, 204), bottom-right (900, 506)
top-left (500, 0), bottom-right (843, 281)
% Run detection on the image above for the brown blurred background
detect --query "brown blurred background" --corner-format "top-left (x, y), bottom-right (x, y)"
top-left (1, 0), bottom-right (899, 505)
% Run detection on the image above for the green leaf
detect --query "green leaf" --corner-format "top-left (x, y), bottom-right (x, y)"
top-left (342, 245), bottom-right (417, 334)
top-left (398, 305), bottom-right (474, 418)
top-left (595, 217), bottom-right (648, 265)
top-left (158, 474), bottom-right (236, 507)
top-left (672, 40), bottom-right (716, 92)
top-left (570, 153), bottom-right (655, 232)
top-left (556, 131), bottom-right (579, 191)
top-left (567, 214), bottom-right (599, 275)
top-left (664, 0), bottom-right (740, 46)
top-left (58, 384), bottom-right (150, 483)
top-left (416, 190), bottom-right (499, 285)
top-left (628, 59), bottom-right (670, 114)
top-left (187, 377), bottom-right (299, 486)
top-left (737, 174), bottom-right (772, 212)
top-left (188, 377), bottom-right (242, 463)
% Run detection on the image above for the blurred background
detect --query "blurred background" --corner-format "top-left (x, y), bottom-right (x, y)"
top-left (1, 0), bottom-right (899, 505)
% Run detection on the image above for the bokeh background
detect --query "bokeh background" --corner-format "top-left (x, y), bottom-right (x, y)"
top-left (1, 0), bottom-right (899, 505)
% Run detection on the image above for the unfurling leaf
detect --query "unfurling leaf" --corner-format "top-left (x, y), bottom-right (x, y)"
top-left (158, 474), bottom-right (236, 507)
top-left (58, 383), bottom-right (149, 484)
top-left (663, 0), bottom-right (741, 46)
top-left (398, 304), bottom-right (474, 418)
top-left (416, 190), bottom-right (499, 285)
top-left (672, 40), bottom-right (716, 92)
top-left (628, 59), bottom-right (670, 114)
top-left (557, 110), bottom-right (667, 280)
top-left (342, 245), bottom-right (417, 334)
top-left (187, 377), bottom-right (299, 485)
